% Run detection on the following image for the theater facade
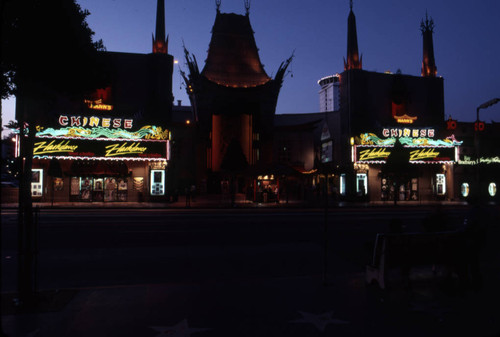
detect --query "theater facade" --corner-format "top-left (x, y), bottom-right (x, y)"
top-left (18, 1), bottom-right (175, 203)
top-left (329, 8), bottom-right (463, 202)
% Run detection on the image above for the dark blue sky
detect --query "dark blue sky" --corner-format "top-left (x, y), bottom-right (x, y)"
top-left (3, 0), bottom-right (500, 124)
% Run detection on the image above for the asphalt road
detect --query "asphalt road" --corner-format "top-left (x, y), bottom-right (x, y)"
top-left (1, 207), bottom-right (470, 292)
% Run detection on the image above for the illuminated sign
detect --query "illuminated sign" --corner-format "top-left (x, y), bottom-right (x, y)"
top-left (458, 156), bottom-right (500, 165)
top-left (34, 140), bottom-right (79, 155)
top-left (409, 148), bottom-right (441, 161)
top-left (355, 146), bottom-right (456, 164)
top-left (446, 118), bottom-right (457, 130)
top-left (33, 138), bottom-right (168, 160)
top-left (394, 114), bottom-right (418, 124)
top-left (105, 143), bottom-right (148, 157)
top-left (358, 148), bottom-right (391, 161)
top-left (58, 115), bottom-right (132, 129)
top-left (359, 133), bottom-right (462, 147)
top-left (382, 128), bottom-right (435, 138)
top-left (474, 121), bottom-right (485, 131)
top-left (37, 125), bottom-right (169, 141)
top-left (84, 99), bottom-right (113, 111)
top-left (392, 101), bottom-right (418, 124)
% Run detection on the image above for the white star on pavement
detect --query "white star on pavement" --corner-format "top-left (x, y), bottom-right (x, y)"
top-left (290, 311), bottom-right (349, 332)
top-left (149, 319), bottom-right (210, 337)
top-left (24, 329), bottom-right (40, 337)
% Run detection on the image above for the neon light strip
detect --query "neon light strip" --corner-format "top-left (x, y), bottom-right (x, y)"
top-left (36, 125), bottom-right (169, 140)
top-left (33, 155), bottom-right (167, 162)
top-left (36, 136), bottom-right (168, 143)
top-left (357, 160), bottom-right (454, 164)
top-left (359, 133), bottom-right (463, 147)
top-left (356, 145), bottom-right (458, 148)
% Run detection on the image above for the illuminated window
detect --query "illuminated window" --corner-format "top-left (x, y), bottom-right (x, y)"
top-left (488, 183), bottom-right (497, 197)
top-left (461, 183), bottom-right (470, 198)
top-left (150, 170), bottom-right (165, 196)
top-left (436, 174), bottom-right (446, 196)
top-left (31, 169), bottom-right (43, 197)
top-left (356, 173), bottom-right (368, 196)
top-left (340, 174), bottom-right (346, 196)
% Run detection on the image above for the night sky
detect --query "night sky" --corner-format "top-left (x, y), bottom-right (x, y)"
top-left (2, 0), bottom-right (500, 125)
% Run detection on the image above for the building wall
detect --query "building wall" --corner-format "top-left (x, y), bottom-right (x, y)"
top-left (318, 75), bottom-right (340, 112)
top-left (211, 113), bottom-right (252, 172)
top-left (339, 70), bottom-right (444, 135)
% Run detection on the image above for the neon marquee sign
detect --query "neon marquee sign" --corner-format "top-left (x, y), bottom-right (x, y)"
top-left (84, 99), bottom-right (113, 111)
top-left (358, 148), bottom-right (391, 161)
top-left (105, 143), bottom-right (148, 157)
top-left (37, 125), bottom-right (169, 141)
top-left (382, 128), bottom-right (435, 138)
top-left (33, 140), bottom-right (79, 155)
top-left (58, 115), bottom-right (133, 129)
top-left (355, 146), bottom-right (456, 164)
top-left (458, 156), bottom-right (500, 165)
top-left (359, 133), bottom-right (462, 147)
top-left (409, 148), bottom-right (441, 161)
top-left (33, 138), bottom-right (168, 160)
top-left (394, 114), bottom-right (418, 124)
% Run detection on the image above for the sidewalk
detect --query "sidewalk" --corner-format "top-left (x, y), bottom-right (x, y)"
top-left (3, 201), bottom-right (499, 337)
top-left (3, 255), bottom-right (500, 337)
top-left (1, 193), bottom-right (471, 210)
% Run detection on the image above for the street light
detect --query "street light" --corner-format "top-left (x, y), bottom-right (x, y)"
top-left (476, 98), bottom-right (500, 122)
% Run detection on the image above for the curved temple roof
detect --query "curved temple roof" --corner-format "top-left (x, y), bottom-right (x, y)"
top-left (201, 12), bottom-right (271, 88)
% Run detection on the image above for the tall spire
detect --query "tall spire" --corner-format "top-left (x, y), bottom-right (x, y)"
top-left (344, 0), bottom-right (362, 70)
top-left (244, 0), bottom-right (250, 15)
top-left (420, 12), bottom-right (437, 77)
top-left (152, 0), bottom-right (168, 54)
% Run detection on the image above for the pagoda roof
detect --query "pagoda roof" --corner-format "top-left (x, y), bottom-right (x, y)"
top-left (201, 11), bottom-right (271, 88)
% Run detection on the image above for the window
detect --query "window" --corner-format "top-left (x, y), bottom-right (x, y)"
top-left (340, 174), bottom-right (346, 195)
top-left (461, 183), bottom-right (470, 198)
top-left (150, 170), bottom-right (165, 196)
top-left (436, 174), bottom-right (446, 196)
top-left (31, 169), bottom-right (43, 197)
top-left (356, 173), bottom-right (368, 196)
top-left (488, 183), bottom-right (497, 197)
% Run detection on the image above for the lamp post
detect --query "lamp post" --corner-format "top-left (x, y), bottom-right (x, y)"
top-left (476, 98), bottom-right (500, 122)
top-left (474, 98), bottom-right (500, 202)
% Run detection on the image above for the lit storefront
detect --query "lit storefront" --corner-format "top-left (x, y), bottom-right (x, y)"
top-left (349, 128), bottom-right (462, 202)
top-left (446, 119), bottom-right (500, 202)
top-left (14, 2), bottom-right (175, 204)
top-left (254, 174), bottom-right (278, 203)
top-left (455, 154), bottom-right (500, 201)
top-left (27, 114), bottom-right (171, 203)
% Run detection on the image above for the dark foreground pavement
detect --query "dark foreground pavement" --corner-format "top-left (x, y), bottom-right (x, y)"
top-left (3, 250), bottom-right (500, 337)
top-left (2, 204), bottom-right (500, 337)
top-left (3, 275), bottom-right (500, 337)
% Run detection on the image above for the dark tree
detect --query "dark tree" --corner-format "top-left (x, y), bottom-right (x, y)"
top-left (1, 0), bottom-right (106, 306)
top-left (1, 0), bottom-right (105, 102)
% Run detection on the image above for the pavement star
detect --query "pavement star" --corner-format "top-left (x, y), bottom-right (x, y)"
top-left (290, 311), bottom-right (349, 332)
top-left (24, 329), bottom-right (40, 337)
top-left (149, 319), bottom-right (210, 337)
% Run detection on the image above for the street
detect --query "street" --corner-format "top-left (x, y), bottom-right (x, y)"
top-left (3, 206), bottom-right (500, 337)
top-left (1, 207), bottom-right (469, 291)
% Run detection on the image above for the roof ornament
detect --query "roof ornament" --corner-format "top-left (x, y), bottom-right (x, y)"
top-left (216, 0), bottom-right (221, 12)
top-left (350, 0), bottom-right (353, 11)
top-left (420, 10), bottom-right (434, 33)
top-left (244, 0), bottom-right (250, 15)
